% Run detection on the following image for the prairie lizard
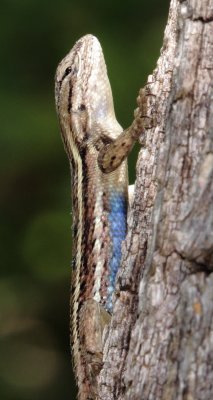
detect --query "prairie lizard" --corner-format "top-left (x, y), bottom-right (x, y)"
top-left (55, 34), bottom-right (146, 400)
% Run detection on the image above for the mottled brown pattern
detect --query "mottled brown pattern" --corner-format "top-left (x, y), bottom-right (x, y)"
top-left (55, 35), bottom-right (129, 399)
top-left (55, 34), bottom-right (144, 399)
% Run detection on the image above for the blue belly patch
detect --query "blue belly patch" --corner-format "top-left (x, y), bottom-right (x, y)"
top-left (105, 191), bottom-right (127, 312)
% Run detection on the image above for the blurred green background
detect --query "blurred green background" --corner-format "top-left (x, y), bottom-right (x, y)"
top-left (0, 0), bottom-right (169, 399)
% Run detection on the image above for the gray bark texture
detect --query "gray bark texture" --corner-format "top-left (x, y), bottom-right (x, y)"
top-left (98, 0), bottom-right (213, 399)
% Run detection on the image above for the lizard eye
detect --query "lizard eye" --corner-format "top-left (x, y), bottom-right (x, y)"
top-left (60, 66), bottom-right (72, 83)
top-left (65, 66), bottom-right (72, 76)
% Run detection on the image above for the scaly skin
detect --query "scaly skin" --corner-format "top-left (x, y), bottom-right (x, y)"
top-left (55, 34), bottom-right (144, 399)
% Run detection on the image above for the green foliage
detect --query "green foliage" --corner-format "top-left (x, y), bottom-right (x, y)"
top-left (0, 0), bottom-right (169, 398)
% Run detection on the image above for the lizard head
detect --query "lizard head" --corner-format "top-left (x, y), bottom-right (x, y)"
top-left (55, 34), bottom-right (117, 151)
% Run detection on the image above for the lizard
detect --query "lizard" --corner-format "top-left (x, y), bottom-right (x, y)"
top-left (55, 34), bottom-right (147, 400)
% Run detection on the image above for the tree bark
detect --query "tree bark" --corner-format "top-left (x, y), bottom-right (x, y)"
top-left (99, 0), bottom-right (213, 399)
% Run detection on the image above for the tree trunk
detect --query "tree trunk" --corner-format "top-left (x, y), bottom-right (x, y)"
top-left (98, 0), bottom-right (213, 399)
